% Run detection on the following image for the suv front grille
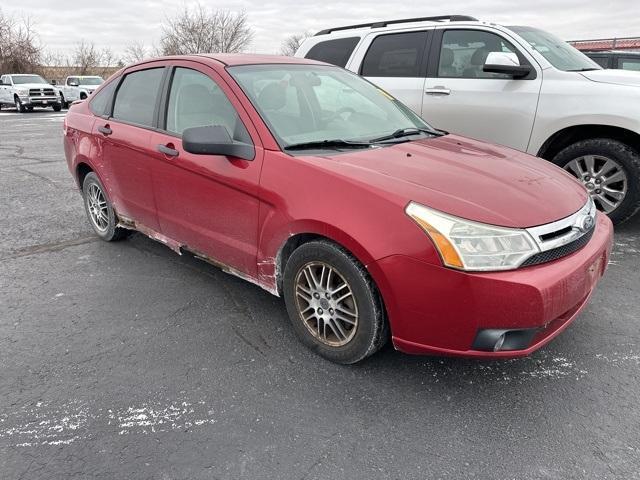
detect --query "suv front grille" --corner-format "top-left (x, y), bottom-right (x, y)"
top-left (521, 225), bottom-right (595, 267)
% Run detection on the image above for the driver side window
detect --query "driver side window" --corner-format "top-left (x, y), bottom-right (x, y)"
top-left (438, 30), bottom-right (518, 79)
top-left (165, 67), bottom-right (250, 143)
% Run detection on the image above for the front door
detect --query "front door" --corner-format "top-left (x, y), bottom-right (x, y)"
top-left (148, 63), bottom-right (263, 276)
top-left (422, 28), bottom-right (542, 152)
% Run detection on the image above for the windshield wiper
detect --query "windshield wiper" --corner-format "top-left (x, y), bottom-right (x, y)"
top-left (284, 139), bottom-right (372, 151)
top-left (368, 127), bottom-right (442, 143)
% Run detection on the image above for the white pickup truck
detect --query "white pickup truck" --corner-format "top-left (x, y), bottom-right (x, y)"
top-left (0, 74), bottom-right (63, 112)
top-left (57, 76), bottom-right (104, 108)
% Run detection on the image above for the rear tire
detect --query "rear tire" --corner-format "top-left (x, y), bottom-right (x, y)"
top-left (553, 138), bottom-right (640, 225)
top-left (82, 172), bottom-right (130, 242)
top-left (283, 240), bottom-right (387, 364)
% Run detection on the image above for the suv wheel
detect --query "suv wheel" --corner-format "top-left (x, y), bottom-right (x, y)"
top-left (283, 240), bottom-right (387, 364)
top-left (14, 96), bottom-right (26, 113)
top-left (82, 172), bottom-right (130, 241)
top-left (553, 138), bottom-right (640, 224)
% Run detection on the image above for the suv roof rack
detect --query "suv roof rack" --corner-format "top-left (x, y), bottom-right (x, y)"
top-left (315, 15), bottom-right (479, 36)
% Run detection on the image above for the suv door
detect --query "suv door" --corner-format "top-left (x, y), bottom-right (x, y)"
top-left (422, 28), bottom-right (542, 151)
top-left (148, 62), bottom-right (263, 276)
top-left (94, 64), bottom-right (166, 231)
top-left (359, 30), bottom-right (432, 115)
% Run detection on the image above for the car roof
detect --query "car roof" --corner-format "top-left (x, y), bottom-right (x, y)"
top-left (195, 53), bottom-right (327, 66)
top-left (130, 53), bottom-right (328, 68)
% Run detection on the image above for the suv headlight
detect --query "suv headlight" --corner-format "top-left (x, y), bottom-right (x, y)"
top-left (405, 202), bottom-right (540, 271)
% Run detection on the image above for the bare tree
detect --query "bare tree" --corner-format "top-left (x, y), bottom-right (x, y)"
top-left (71, 40), bottom-right (120, 76)
top-left (280, 31), bottom-right (311, 56)
top-left (0, 9), bottom-right (41, 73)
top-left (160, 4), bottom-right (253, 55)
top-left (123, 41), bottom-right (151, 64)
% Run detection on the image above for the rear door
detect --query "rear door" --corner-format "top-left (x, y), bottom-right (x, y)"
top-left (358, 30), bottom-right (432, 116)
top-left (148, 62), bottom-right (264, 276)
top-left (94, 64), bottom-right (167, 230)
top-left (422, 28), bottom-right (542, 152)
top-left (0, 76), bottom-right (8, 103)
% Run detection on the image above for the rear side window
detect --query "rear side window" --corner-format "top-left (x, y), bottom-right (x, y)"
top-left (89, 80), bottom-right (118, 116)
top-left (361, 31), bottom-right (429, 77)
top-left (112, 68), bottom-right (164, 127)
top-left (588, 56), bottom-right (610, 68)
top-left (305, 37), bottom-right (360, 67)
top-left (620, 57), bottom-right (640, 71)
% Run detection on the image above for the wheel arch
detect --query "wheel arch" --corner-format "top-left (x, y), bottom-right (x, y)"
top-left (537, 124), bottom-right (640, 160)
top-left (270, 221), bottom-right (380, 297)
top-left (76, 162), bottom-right (94, 189)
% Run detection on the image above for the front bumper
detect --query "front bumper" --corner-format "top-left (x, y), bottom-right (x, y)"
top-left (369, 212), bottom-right (614, 358)
top-left (19, 95), bottom-right (61, 106)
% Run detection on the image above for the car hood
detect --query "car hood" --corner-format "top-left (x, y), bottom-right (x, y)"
top-left (316, 135), bottom-right (588, 228)
top-left (580, 69), bottom-right (640, 87)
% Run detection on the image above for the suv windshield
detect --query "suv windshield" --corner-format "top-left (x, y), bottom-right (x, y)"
top-left (509, 26), bottom-right (601, 72)
top-left (11, 75), bottom-right (48, 84)
top-left (80, 77), bottom-right (104, 85)
top-left (228, 64), bottom-right (436, 148)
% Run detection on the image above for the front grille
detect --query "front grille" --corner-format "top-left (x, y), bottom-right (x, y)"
top-left (29, 88), bottom-right (55, 96)
top-left (521, 226), bottom-right (595, 267)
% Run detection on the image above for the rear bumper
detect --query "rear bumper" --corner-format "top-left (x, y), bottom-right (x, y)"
top-left (369, 212), bottom-right (614, 358)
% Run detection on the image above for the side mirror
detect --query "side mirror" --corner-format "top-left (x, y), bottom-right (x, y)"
top-left (182, 125), bottom-right (255, 161)
top-left (50, 80), bottom-right (58, 85)
top-left (69, 82), bottom-right (79, 87)
top-left (483, 51), bottom-right (532, 78)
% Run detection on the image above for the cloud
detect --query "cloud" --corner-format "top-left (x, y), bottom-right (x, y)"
top-left (6, 0), bottom-right (639, 57)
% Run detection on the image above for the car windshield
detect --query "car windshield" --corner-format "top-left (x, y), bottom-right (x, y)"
top-left (80, 77), bottom-right (104, 85)
top-left (11, 75), bottom-right (48, 84)
top-left (228, 64), bottom-right (437, 148)
top-left (509, 26), bottom-right (601, 72)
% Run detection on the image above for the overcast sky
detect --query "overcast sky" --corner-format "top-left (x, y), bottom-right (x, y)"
top-left (6, 0), bottom-right (640, 58)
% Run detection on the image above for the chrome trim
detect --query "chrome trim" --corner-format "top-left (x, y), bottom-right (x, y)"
top-left (525, 198), bottom-right (597, 252)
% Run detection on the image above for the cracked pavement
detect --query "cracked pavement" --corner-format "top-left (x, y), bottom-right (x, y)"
top-left (0, 110), bottom-right (639, 479)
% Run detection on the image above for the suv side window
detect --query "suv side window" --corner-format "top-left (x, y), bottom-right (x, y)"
top-left (165, 67), bottom-right (250, 143)
top-left (620, 57), bottom-right (640, 71)
top-left (361, 31), bottom-right (429, 77)
top-left (112, 68), bottom-right (164, 127)
top-left (89, 79), bottom-right (118, 116)
top-left (305, 37), bottom-right (360, 67)
top-left (438, 30), bottom-right (518, 79)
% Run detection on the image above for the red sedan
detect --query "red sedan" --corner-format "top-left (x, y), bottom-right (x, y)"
top-left (63, 54), bottom-right (613, 364)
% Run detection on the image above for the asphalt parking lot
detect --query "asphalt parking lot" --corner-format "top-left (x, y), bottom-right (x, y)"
top-left (1, 109), bottom-right (639, 480)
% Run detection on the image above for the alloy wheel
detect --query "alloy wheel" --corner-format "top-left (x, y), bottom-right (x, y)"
top-left (564, 154), bottom-right (628, 213)
top-left (294, 262), bottom-right (358, 347)
top-left (86, 183), bottom-right (109, 232)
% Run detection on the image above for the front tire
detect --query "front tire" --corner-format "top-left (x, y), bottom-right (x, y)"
top-left (53, 104), bottom-right (62, 112)
top-left (283, 240), bottom-right (387, 364)
top-left (553, 138), bottom-right (640, 225)
top-left (82, 172), bottom-right (130, 242)
top-left (14, 96), bottom-right (26, 113)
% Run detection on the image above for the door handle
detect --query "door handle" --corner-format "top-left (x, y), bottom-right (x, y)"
top-left (157, 144), bottom-right (179, 157)
top-left (98, 125), bottom-right (112, 136)
top-left (425, 87), bottom-right (451, 96)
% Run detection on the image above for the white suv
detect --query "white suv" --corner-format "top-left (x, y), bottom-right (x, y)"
top-left (296, 15), bottom-right (640, 224)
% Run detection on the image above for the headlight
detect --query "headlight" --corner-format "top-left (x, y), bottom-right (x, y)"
top-left (405, 202), bottom-right (540, 271)
top-left (16, 88), bottom-right (28, 95)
